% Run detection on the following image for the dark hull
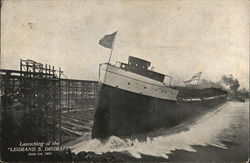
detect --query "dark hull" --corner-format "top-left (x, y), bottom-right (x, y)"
top-left (92, 84), bottom-right (227, 139)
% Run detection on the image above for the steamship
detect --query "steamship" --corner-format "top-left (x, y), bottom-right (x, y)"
top-left (92, 56), bottom-right (227, 138)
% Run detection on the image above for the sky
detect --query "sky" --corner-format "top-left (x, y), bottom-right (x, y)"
top-left (1, 0), bottom-right (249, 88)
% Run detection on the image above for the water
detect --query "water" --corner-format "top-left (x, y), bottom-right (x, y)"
top-left (70, 101), bottom-right (249, 159)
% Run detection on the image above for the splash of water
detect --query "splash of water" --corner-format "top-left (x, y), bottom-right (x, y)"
top-left (71, 101), bottom-right (248, 159)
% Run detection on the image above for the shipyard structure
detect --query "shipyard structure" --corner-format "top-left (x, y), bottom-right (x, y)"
top-left (0, 59), bottom-right (99, 161)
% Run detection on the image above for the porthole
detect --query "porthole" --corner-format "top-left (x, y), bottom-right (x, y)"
top-left (144, 87), bottom-right (146, 89)
top-left (128, 82), bottom-right (130, 85)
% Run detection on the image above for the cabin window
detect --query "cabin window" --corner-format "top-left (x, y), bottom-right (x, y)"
top-left (155, 89), bottom-right (157, 91)
top-left (128, 82), bottom-right (130, 85)
top-left (144, 87), bottom-right (146, 89)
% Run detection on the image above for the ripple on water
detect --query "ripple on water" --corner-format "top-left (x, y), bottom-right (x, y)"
top-left (71, 101), bottom-right (249, 159)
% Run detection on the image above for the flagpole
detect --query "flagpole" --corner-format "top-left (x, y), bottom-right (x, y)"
top-left (196, 72), bottom-right (201, 88)
top-left (108, 31), bottom-right (117, 63)
top-left (196, 78), bottom-right (200, 88)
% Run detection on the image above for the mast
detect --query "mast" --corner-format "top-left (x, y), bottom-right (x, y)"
top-left (108, 32), bottom-right (117, 63)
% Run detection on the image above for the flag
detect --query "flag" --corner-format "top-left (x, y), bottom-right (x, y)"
top-left (99, 31), bottom-right (117, 49)
top-left (184, 72), bottom-right (202, 84)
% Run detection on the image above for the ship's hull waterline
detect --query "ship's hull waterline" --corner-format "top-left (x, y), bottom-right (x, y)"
top-left (92, 84), bottom-right (227, 139)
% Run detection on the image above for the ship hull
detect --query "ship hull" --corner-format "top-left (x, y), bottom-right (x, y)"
top-left (92, 84), bottom-right (227, 139)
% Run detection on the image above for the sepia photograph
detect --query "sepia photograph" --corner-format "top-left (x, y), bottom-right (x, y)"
top-left (0, 0), bottom-right (249, 162)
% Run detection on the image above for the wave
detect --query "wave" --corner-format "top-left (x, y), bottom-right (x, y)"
top-left (71, 101), bottom-right (248, 159)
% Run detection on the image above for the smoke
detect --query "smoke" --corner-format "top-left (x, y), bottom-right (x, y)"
top-left (199, 79), bottom-right (223, 89)
top-left (199, 74), bottom-right (240, 92)
top-left (198, 74), bottom-right (244, 98)
top-left (221, 74), bottom-right (240, 93)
